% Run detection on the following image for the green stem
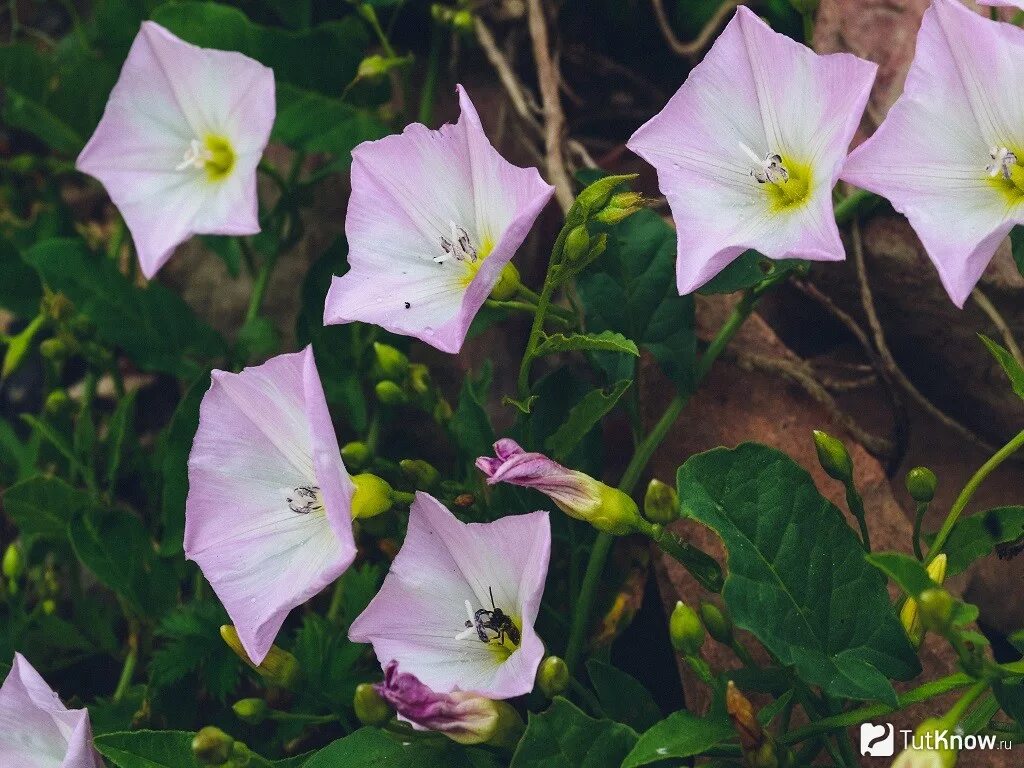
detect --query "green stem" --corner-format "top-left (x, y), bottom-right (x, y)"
top-left (944, 681), bottom-right (989, 728)
top-left (912, 501), bottom-right (928, 560)
top-left (833, 188), bottom-right (878, 225)
top-left (245, 251), bottom-right (278, 324)
top-left (485, 299), bottom-right (573, 328)
top-left (516, 275), bottom-right (557, 399)
top-left (113, 626), bottom-right (139, 703)
top-left (568, 676), bottom-right (604, 717)
top-left (564, 533), bottom-right (612, 672)
top-left (927, 427), bottom-right (1024, 562)
top-left (781, 673), bottom-right (975, 745)
top-left (270, 711), bottom-right (337, 724)
top-left (418, 21), bottom-right (442, 125)
top-left (326, 577), bottom-right (345, 624)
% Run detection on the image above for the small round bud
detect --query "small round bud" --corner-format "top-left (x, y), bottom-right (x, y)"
top-left (669, 601), bottom-right (705, 656)
top-left (812, 430), bottom-right (853, 483)
top-left (3, 543), bottom-right (23, 583)
top-left (400, 459), bottom-right (440, 490)
top-left (351, 473), bottom-right (394, 520)
top-left (375, 380), bottom-right (409, 406)
top-left (354, 683), bottom-right (392, 726)
top-left (536, 656), bottom-right (569, 698)
top-left (699, 600), bottom-right (734, 646)
top-left (562, 225), bottom-right (591, 264)
top-left (232, 698), bottom-right (269, 726)
top-left (490, 262), bottom-right (522, 301)
top-left (220, 626), bottom-right (300, 689)
top-left (408, 363), bottom-right (432, 396)
top-left (373, 342), bottom-right (409, 380)
top-left (917, 588), bottom-right (954, 633)
top-left (906, 467), bottom-right (937, 504)
top-left (357, 54), bottom-right (390, 80)
top-left (42, 599), bottom-right (57, 615)
top-left (644, 479), bottom-right (679, 524)
top-left (573, 174), bottom-right (637, 216)
top-left (38, 338), bottom-right (68, 362)
top-left (44, 389), bottom-right (72, 416)
top-left (341, 441), bottom-right (370, 470)
top-left (594, 192), bottom-right (645, 226)
top-left (192, 726), bottom-right (234, 766)
top-left (451, 9), bottom-right (474, 31)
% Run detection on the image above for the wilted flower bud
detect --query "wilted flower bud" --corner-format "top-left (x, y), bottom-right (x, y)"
top-left (669, 601), bottom-right (705, 656)
top-left (373, 342), bottom-right (409, 381)
top-left (476, 439), bottom-right (643, 535)
top-left (906, 467), bottom-right (937, 504)
top-left (354, 682), bottom-right (392, 726)
top-left (232, 698), bottom-right (269, 725)
top-left (400, 459), bottom-right (441, 490)
top-left (812, 430), bottom-right (853, 483)
top-left (901, 554), bottom-right (948, 648)
top-left (192, 726), bottom-right (234, 766)
top-left (220, 625), bottom-right (299, 689)
top-left (537, 656), bottom-right (569, 698)
top-left (341, 441), bottom-right (371, 470)
top-left (562, 225), bottom-right (591, 264)
top-left (699, 600), bottom-right (733, 646)
top-left (351, 473), bottom-right (394, 519)
top-left (726, 681), bottom-right (763, 752)
top-left (375, 380), bottom-right (409, 406)
top-left (917, 588), bottom-right (954, 634)
top-left (644, 478), bottom-right (679, 524)
top-left (490, 262), bottom-right (522, 301)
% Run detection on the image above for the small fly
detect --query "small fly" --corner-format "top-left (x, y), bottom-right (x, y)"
top-left (457, 587), bottom-right (521, 646)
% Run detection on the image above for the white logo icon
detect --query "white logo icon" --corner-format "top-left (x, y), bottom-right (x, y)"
top-left (860, 722), bottom-right (895, 756)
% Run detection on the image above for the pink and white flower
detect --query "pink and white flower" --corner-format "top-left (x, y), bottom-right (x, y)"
top-left (349, 492), bottom-right (550, 699)
top-left (0, 653), bottom-right (103, 768)
top-left (185, 346), bottom-right (356, 664)
top-left (77, 21), bottom-right (275, 278)
top-left (627, 6), bottom-right (876, 294)
top-left (323, 85), bottom-right (555, 354)
top-left (842, 0), bottom-right (1024, 307)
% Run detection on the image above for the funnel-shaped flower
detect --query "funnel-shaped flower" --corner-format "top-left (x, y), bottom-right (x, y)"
top-left (476, 439), bottom-right (642, 535)
top-left (323, 85), bottom-right (554, 353)
top-left (76, 21), bottom-right (274, 278)
top-left (185, 346), bottom-right (356, 664)
top-left (349, 492), bottom-right (549, 698)
top-left (842, 0), bottom-right (1024, 307)
top-left (0, 653), bottom-right (103, 768)
top-left (627, 6), bottom-right (876, 294)
top-left (375, 661), bottom-right (504, 744)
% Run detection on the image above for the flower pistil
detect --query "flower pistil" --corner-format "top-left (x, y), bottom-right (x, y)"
top-left (176, 135), bottom-right (236, 182)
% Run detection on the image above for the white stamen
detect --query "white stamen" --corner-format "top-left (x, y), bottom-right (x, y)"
top-left (454, 599), bottom-right (479, 641)
top-left (464, 599), bottom-right (475, 623)
top-left (738, 140), bottom-right (763, 166)
top-left (988, 146), bottom-right (1018, 180)
top-left (738, 140), bottom-right (789, 185)
top-left (434, 222), bottom-right (478, 265)
top-left (176, 138), bottom-right (212, 171)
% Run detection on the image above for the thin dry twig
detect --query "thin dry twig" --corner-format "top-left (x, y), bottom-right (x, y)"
top-left (650, 0), bottom-right (740, 59)
top-left (473, 17), bottom-right (543, 134)
top-left (972, 286), bottom-right (1024, 368)
top-left (851, 221), bottom-right (998, 454)
top-left (526, 0), bottom-right (576, 212)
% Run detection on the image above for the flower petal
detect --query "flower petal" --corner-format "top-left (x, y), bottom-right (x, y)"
top-left (349, 493), bottom-right (549, 699)
top-left (185, 347), bottom-right (355, 664)
top-left (0, 654), bottom-right (102, 768)
top-left (841, 0), bottom-right (1024, 306)
top-left (324, 85), bottom-right (554, 353)
top-left (627, 6), bottom-right (875, 293)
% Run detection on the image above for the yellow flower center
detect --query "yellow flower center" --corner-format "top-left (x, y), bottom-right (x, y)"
top-left (176, 134), bottom-right (236, 183)
top-left (763, 157), bottom-right (812, 213)
top-left (459, 236), bottom-right (494, 288)
top-left (987, 146), bottom-right (1024, 204)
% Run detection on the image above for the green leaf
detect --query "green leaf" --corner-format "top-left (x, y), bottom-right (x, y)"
top-left (510, 697), bottom-right (638, 768)
top-left (534, 331), bottom-right (639, 358)
top-left (292, 615), bottom-right (365, 713)
top-left (621, 709), bottom-right (733, 768)
top-left (261, 0), bottom-right (312, 28)
top-left (3, 475), bottom-right (91, 555)
top-left (677, 443), bottom-right (920, 704)
top-left (159, 372), bottom-right (209, 555)
top-left (994, 679), bottom-right (1024, 726)
top-left (450, 362), bottom-right (496, 464)
top-left (978, 333), bottom-right (1024, 400)
top-left (150, 601), bottom-right (241, 701)
top-left (273, 83), bottom-right (388, 163)
top-left (0, 236), bottom-right (42, 317)
top-left (105, 391), bottom-right (137, 490)
top-left (865, 552), bottom-right (937, 597)
top-left (1011, 225), bottom-right (1024, 279)
top-left (577, 209), bottom-right (696, 392)
top-left (545, 380), bottom-right (631, 462)
top-left (24, 239), bottom-right (225, 378)
top-left (69, 506), bottom-right (177, 619)
top-left (585, 659), bottom-right (661, 731)
top-left (21, 414), bottom-right (90, 482)
top-left (697, 250), bottom-right (803, 296)
top-left (151, 3), bottom-right (369, 95)
top-left (303, 728), bottom-right (474, 768)
top-left (199, 235), bottom-right (242, 277)
top-left (0, 47), bottom-right (83, 153)
top-left (94, 730), bottom-right (201, 768)
top-left (931, 506), bottom-right (1024, 576)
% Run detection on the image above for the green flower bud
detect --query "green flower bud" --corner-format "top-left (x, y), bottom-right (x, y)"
top-left (220, 625), bottom-right (300, 689)
top-left (593, 192), bottom-right (645, 226)
top-left (42, 598), bottom-right (57, 615)
top-left (375, 380), bottom-right (409, 406)
top-left (351, 473), bottom-right (394, 519)
top-left (562, 225), bottom-right (591, 265)
top-left (669, 601), bottom-right (705, 656)
top-left (341, 441), bottom-right (370, 470)
top-left (917, 588), bottom-right (954, 634)
top-left (451, 9), bottom-right (474, 32)
top-left (644, 478), bottom-right (679, 524)
top-left (357, 54), bottom-right (405, 80)
top-left (38, 338), bottom-right (68, 362)
top-left (699, 600), bottom-right (733, 646)
top-left (812, 430), bottom-right (853, 483)
top-left (906, 467), bottom-right (937, 504)
top-left (408, 363), bottom-right (433, 396)
top-left (354, 683), bottom-right (392, 726)
top-left (3, 543), bottom-right (23, 582)
top-left (572, 174), bottom-right (637, 217)
top-left (44, 389), bottom-right (72, 416)
top-left (901, 555), bottom-right (948, 648)
top-left (433, 398), bottom-right (453, 422)
top-left (487, 701), bottom-right (526, 749)
top-left (232, 698), bottom-right (269, 726)
top-left (536, 656), bottom-right (569, 698)
top-left (192, 726), bottom-right (234, 766)
top-left (490, 262), bottom-right (521, 301)
top-left (584, 484), bottom-right (643, 535)
top-left (400, 459), bottom-right (440, 490)
top-left (373, 342), bottom-right (409, 380)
